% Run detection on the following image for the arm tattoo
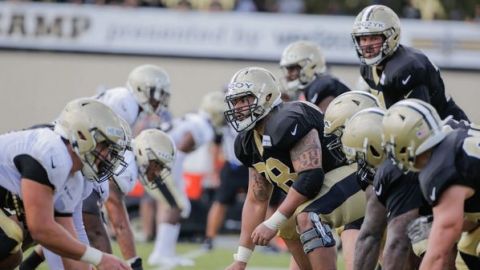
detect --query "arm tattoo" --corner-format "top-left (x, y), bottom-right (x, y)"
top-left (290, 129), bottom-right (322, 172)
top-left (249, 168), bottom-right (271, 202)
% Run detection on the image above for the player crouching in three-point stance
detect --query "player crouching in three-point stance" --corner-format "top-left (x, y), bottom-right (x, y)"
top-left (224, 67), bottom-right (365, 270)
top-left (383, 99), bottom-right (480, 270)
top-left (0, 98), bottom-right (131, 270)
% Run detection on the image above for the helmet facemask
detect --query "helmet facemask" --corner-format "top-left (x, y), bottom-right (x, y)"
top-left (351, 5), bottom-right (401, 66)
top-left (280, 40), bottom-right (326, 94)
top-left (224, 67), bottom-right (281, 133)
top-left (79, 127), bottom-right (129, 183)
top-left (224, 91), bottom-right (265, 132)
top-left (133, 129), bottom-right (176, 190)
top-left (127, 64), bottom-right (171, 115)
top-left (325, 128), bottom-right (347, 163)
top-left (137, 150), bottom-right (172, 190)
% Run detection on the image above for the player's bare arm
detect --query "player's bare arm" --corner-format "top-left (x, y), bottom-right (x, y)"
top-left (105, 181), bottom-right (137, 260)
top-left (383, 209), bottom-right (419, 270)
top-left (226, 168), bottom-right (272, 270)
top-left (353, 186), bottom-right (387, 270)
top-left (420, 185), bottom-right (473, 270)
top-left (242, 168), bottom-right (272, 245)
top-left (55, 216), bottom-right (90, 270)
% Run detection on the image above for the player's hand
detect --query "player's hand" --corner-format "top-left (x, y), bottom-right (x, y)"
top-left (251, 223), bottom-right (277, 246)
top-left (97, 253), bottom-right (132, 270)
top-left (225, 260), bottom-right (247, 270)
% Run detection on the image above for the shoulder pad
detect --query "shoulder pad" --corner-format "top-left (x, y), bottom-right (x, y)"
top-left (264, 102), bottom-right (323, 149)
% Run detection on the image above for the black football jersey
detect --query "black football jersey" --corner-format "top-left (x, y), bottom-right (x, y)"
top-left (373, 159), bottom-right (429, 220)
top-left (419, 128), bottom-right (480, 214)
top-left (304, 74), bottom-right (350, 106)
top-left (234, 101), bottom-right (341, 193)
top-left (360, 45), bottom-right (468, 121)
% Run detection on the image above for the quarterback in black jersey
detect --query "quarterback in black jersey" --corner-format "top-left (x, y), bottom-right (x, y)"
top-left (224, 67), bottom-right (365, 270)
top-left (351, 4), bottom-right (468, 121)
top-left (280, 40), bottom-right (350, 112)
top-left (383, 99), bottom-right (480, 270)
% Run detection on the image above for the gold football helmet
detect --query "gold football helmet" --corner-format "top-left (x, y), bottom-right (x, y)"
top-left (351, 5), bottom-right (401, 66)
top-left (133, 129), bottom-right (176, 189)
top-left (280, 40), bottom-right (326, 93)
top-left (324, 91), bottom-right (380, 162)
top-left (342, 108), bottom-right (386, 183)
top-left (200, 91), bottom-right (226, 129)
top-left (224, 67), bottom-right (282, 132)
top-left (127, 64), bottom-right (171, 114)
top-left (54, 98), bottom-right (130, 182)
top-left (382, 99), bottom-right (446, 172)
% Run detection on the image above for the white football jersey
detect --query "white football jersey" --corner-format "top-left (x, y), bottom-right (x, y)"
top-left (0, 128), bottom-right (72, 201)
top-left (169, 112), bottom-right (215, 149)
top-left (95, 87), bottom-right (140, 127)
top-left (54, 172), bottom-right (93, 215)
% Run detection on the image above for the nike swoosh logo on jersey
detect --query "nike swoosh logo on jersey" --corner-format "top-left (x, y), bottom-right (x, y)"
top-left (402, 75), bottom-right (412, 85)
top-left (291, 124), bottom-right (298, 136)
top-left (430, 187), bottom-right (436, 202)
top-left (51, 157), bottom-right (56, 169)
top-left (404, 89), bottom-right (414, 98)
top-left (375, 184), bottom-right (382, 196)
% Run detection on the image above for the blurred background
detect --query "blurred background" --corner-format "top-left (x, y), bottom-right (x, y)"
top-left (2, 1), bottom-right (480, 269)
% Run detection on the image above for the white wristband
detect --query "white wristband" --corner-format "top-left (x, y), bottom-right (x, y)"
top-left (263, 210), bottom-right (288, 230)
top-left (80, 246), bottom-right (103, 266)
top-left (233, 246), bottom-right (253, 263)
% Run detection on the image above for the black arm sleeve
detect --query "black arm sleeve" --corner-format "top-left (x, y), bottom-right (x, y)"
top-left (292, 168), bottom-right (325, 199)
top-left (13, 154), bottom-right (54, 190)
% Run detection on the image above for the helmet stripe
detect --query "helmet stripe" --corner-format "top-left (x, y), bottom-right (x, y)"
top-left (362, 5), bottom-right (376, 22)
top-left (397, 100), bottom-right (441, 131)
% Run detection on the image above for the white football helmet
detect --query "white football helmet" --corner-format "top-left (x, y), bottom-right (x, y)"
top-left (342, 108), bottom-right (386, 183)
top-left (133, 129), bottom-right (176, 190)
top-left (199, 91), bottom-right (227, 129)
top-left (382, 99), bottom-right (446, 172)
top-left (352, 5), bottom-right (401, 66)
top-left (127, 64), bottom-right (171, 114)
top-left (54, 98), bottom-right (130, 182)
top-left (323, 91), bottom-right (381, 162)
top-left (280, 40), bottom-right (326, 93)
top-left (224, 67), bottom-right (282, 132)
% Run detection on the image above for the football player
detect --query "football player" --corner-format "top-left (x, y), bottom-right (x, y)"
top-left (340, 108), bottom-right (429, 270)
top-left (322, 91), bottom-right (381, 270)
top-left (0, 98), bottom-right (130, 270)
top-left (352, 5), bottom-right (468, 121)
top-left (280, 40), bottom-right (350, 112)
top-left (81, 64), bottom-right (171, 270)
top-left (224, 67), bottom-right (365, 270)
top-left (383, 99), bottom-right (480, 270)
top-left (147, 91), bottom-right (226, 267)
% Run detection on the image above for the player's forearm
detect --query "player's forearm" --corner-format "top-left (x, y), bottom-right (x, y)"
top-left (30, 219), bottom-right (88, 260)
top-left (420, 221), bottom-right (462, 270)
top-left (353, 229), bottom-right (383, 270)
top-left (105, 197), bottom-right (137, 259)
top-left (354, 188), bottom-right (387, 270)
top-left (238, 197), bottom-right (268, 249)
top-left (277, 187), bottom-right (308, 218)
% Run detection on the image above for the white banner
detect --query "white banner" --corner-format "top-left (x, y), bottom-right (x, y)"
top-left (1, 2), bottom-right (480, 69)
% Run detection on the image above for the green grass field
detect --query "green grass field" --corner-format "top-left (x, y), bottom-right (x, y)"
top-left (34, 236), bottom-right (346, 270)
